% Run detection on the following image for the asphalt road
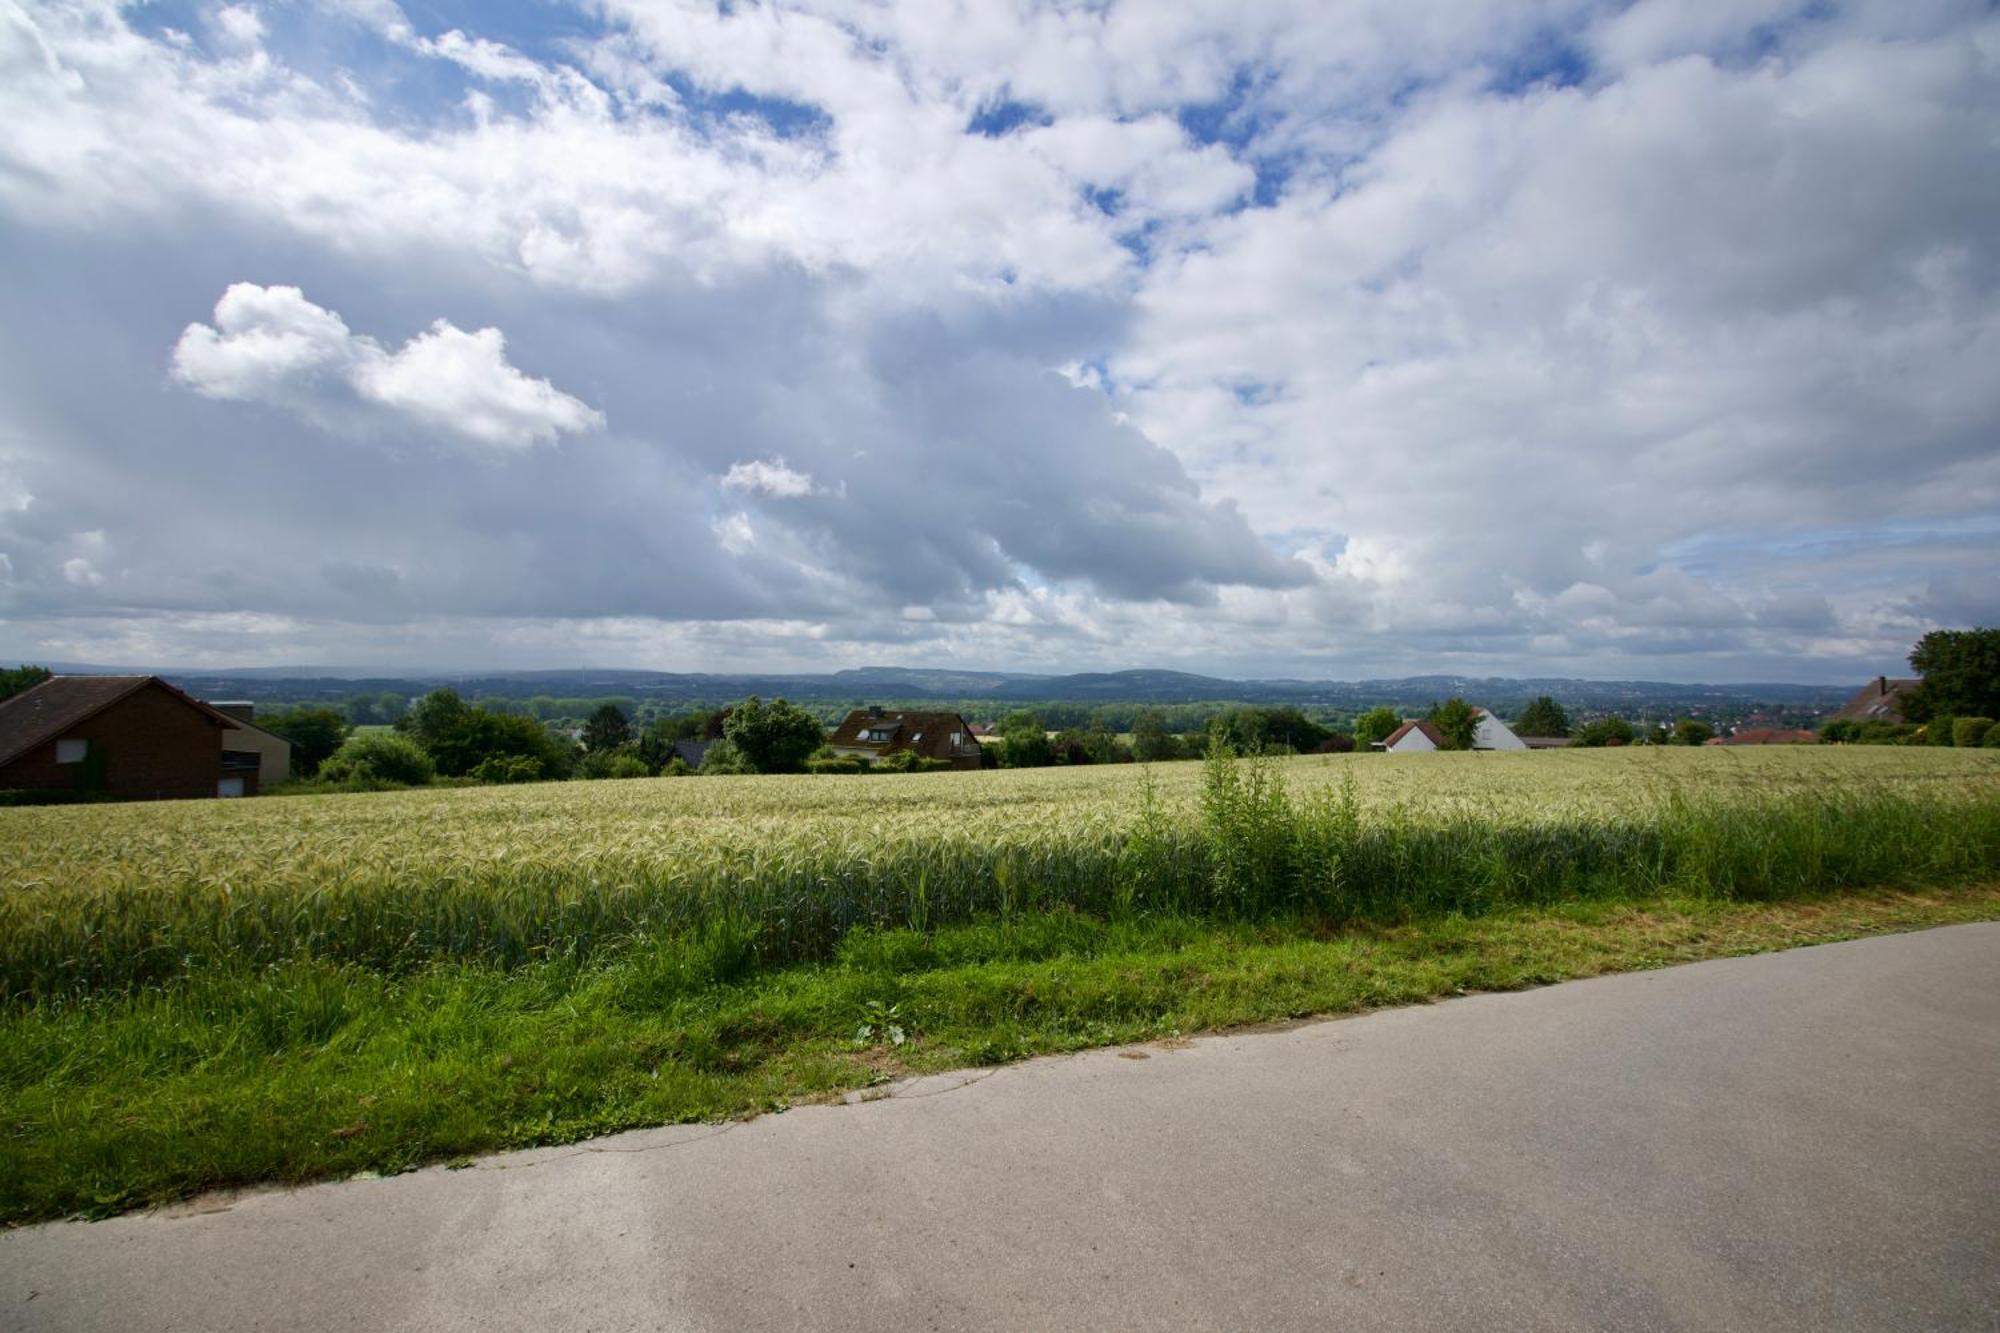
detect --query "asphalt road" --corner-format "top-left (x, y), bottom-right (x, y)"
top-left (5, 923), bottom-right (1997, 1332)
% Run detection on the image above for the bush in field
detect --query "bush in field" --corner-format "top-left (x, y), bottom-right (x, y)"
top-left (698, 738), bottom-right (757, 775)
top-left (1956, 717), bottom-right (1995, 748)
top-left (578, 749), bottom-right (650, 779)
top-left (319, 732), bottom-right (435, 787)
top-left (1929, 717), bottom-right (1958, 747)
top-left (807, 756), bottom-right (867, 775)
top-left (874, 751), bottom-right (951, 773)
top-left (1571, 717), bottom-right (1637, 747)
top-left (998, 713), bottom-right (1053, 768)
top-left (723, 697), bottom-right (825, 774)
top-left (1819, 719), bottom-right (1859, 743)
top-left (1985, 725), bottom-right (2000, 748)
top-left (471, 754), bottom-right (544, 785)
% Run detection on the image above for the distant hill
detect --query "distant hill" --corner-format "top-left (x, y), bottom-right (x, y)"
top-left (35, 661), bottom-right (1857, 717)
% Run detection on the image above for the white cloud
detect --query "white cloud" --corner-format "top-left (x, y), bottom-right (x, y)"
top-left (721, 458), bottom-right (819, 498)
top-left (0, 1), bottom-right (1994, 677)
top-left (61, 556), bottom-right (102, 587)
top-left (172, 284), bottom-right (604, 451)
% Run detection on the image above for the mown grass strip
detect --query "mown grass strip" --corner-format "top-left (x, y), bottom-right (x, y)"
top-left (4, 885), bottom-right (1996, 1226)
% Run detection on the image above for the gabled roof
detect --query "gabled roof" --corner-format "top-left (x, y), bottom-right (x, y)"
top-left (1381, 719), bottom-right (1445, 748)
top-left (1833, 677), bottom-right (1919, 724)
top-left (828, 709), bottom-right (975, 761)
top-left (0, 675), bottom-right (240, 769)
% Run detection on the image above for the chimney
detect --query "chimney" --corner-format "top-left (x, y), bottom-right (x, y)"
top-left (1877, 676), bottom-right (1888, 696)
top-left (211, 700), bottom-right (256, 724)
top-left (868, 705), bottom-right (883, 718)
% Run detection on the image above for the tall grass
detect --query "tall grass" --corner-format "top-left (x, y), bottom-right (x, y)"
top-left (4, 749), bottom-right (1998, 1003)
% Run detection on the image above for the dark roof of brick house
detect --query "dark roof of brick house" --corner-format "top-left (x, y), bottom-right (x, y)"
top-left (828, 709), bottom-right (977, 762)
top-left (1833, 676), bottom-right (1920, 724)
top-left (1380, 719), bottom-right (1446, 749)
top-left (0, 675), bottom-right (241, 769)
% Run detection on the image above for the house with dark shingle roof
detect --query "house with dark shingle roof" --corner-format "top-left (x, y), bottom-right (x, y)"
top-left (827, 707), bottom-right (984, 770)
top-left (1833, 676), bottom-right (1920, 725)
top-left (0, 675), bottom-right (253, 801)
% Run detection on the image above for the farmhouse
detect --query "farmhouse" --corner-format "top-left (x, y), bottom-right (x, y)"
top-left (1833, 676), bottom-right (1920, 724)
top-left (0, 675), bottom-right (258, 800)
top-left (828, 707), bottom-right (984, 770)
top-left (1378, 708), bottom-right (1529, 753)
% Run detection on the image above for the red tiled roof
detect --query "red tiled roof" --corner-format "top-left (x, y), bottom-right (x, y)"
top-left (827, 708), bottom-right (980, 763)
top-left (1381, 719), bottom-right (1446, 748)
top-left (0, 675), bottom-right (239, 769)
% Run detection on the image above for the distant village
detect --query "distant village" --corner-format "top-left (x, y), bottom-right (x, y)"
top-left (0, 662), bottom-right (1967, 806)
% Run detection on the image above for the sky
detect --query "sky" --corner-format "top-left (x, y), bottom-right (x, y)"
top-left (0, 0), bottom-right (1995, 684)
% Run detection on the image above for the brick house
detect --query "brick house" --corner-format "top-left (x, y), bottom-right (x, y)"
top-left (827, 707), bottom-right (984, 770)
top-left (0, 676), bottom-right (256, 801)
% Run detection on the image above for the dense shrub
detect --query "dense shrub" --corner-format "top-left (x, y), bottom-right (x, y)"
top-left (1930, 716), bottom-right (1958, 747)
top-left (1953, 717), bottom-right (1994, 748)
top-left (577, 748), bottom-right (651, 780)
top-left (1570, 717), bottom-right (1637, 748)
top-left (1985, 725), bottom-right (2000, 748)
top-left (471, 755), bottom-right (544, 785)
top-left (697, 739), bottom-right (757, 775)
top-left (318, 733), bottom-right (435, 787)
top-left (874, 751), bottom-right (952, 773)
top-left (807, 756), bottom-right (867, 775)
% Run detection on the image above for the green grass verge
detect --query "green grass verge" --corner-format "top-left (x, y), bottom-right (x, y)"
top-left (5, 884), bottom-right (1996, 1226)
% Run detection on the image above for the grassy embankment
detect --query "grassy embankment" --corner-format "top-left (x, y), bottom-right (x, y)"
top-left (3, 747), bottom-right (1999, 1223)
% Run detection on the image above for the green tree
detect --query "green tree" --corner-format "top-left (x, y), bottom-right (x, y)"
top-left (581, 703), bottom-right (632, 753)
top-left (259, 706), bottom-right (349, 777)
top-left (1130, 709), bottom-right (1179, 762)
top-left (0, 664), bottom-right (52, 702)
top-left (1905, 628), bottom-right (2000, 722)
top-left (1819, 718), bottom-right (1860, 743)
top-left (1428, 697), bottom-right (1479, 751)
top-left (1353, 706), bottom-right (1401, 748)
top-left (998, 712), bottom-right (1053, 768)
top-left (1515, 695), bottom-right (1570, 738)
top-left (398, 687), bottom-right (574, 778)
top-left (722, 696), bottom-right (824, 773)
top-left (1673, 719), bottom-right (1715, 747)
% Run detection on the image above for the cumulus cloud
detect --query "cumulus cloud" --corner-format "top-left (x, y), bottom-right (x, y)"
top-left (722, 459), bottom-right (819, 498)
top-left (171, 284), bottom-right (604, 451)
top-left (0, 1), bottom-right (1994, 677)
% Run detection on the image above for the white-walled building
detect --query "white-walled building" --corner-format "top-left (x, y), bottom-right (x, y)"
top-left (1376, 708), bottom-right (1529, 753)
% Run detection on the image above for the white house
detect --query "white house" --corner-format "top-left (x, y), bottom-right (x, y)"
top-left (1471, 708), bottom-right (1528, 750)
top-left (1377, 708), bottom-right (1528, 753)
top-left (1380, 720), bottom-right (1444, 752)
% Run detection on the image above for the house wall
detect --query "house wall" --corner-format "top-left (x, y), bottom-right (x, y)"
top-left (220, 725), bottom-right (291, 787)
top-left (1473, 714), bottom-right (1528, 750)
top-left (0, 686), bottom-right (226, 800)
top-left (1387, 729), bottom-right (1437, 753)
